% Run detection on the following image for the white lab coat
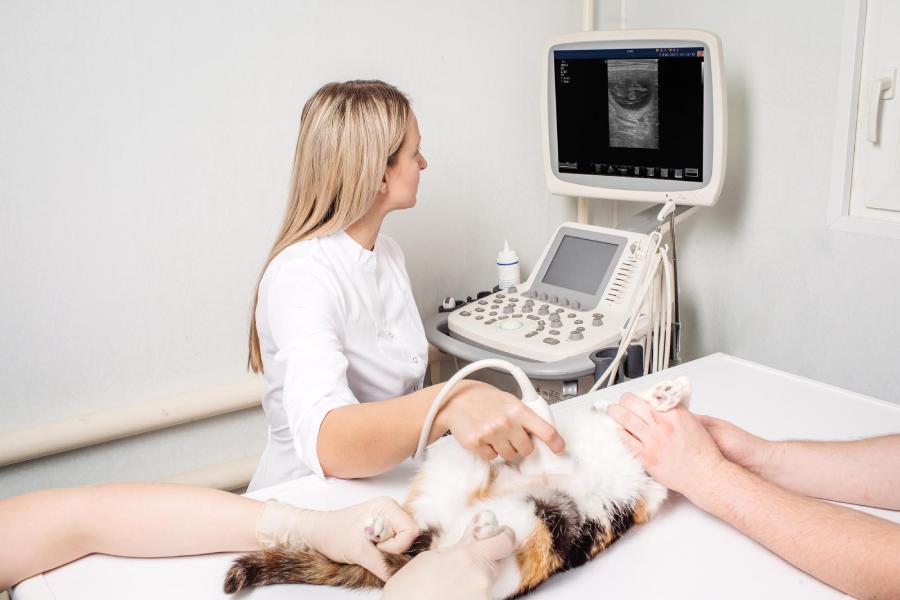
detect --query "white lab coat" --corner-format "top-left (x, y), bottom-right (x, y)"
top-left (248, 229), bottom-right (428, 490)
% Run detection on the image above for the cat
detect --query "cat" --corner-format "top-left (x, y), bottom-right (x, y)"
top-left (224, 376), bottom-right (692, 598)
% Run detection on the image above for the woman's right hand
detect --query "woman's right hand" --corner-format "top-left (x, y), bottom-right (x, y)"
top-left (436, 381), bottom-right (565, 461)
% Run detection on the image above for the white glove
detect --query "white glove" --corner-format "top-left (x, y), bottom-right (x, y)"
top-left (381, 522), bottom-right (516, 600)
top-left (256, 496), bottom-right (420, 582)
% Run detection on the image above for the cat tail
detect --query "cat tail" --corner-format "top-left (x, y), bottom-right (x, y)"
top-left (223, 547), bottom-right (410, 593)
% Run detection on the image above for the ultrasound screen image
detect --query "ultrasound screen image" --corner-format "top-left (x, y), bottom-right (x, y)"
top-left (553, 47), bottom-right (704, 181)
top-left (607, 59), bottom-right (659, 149)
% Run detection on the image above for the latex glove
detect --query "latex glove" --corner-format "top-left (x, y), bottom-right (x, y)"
top-left (256, 496), bottom-right (420, 582)
top-left (381, 523), bottom-right (516, 600)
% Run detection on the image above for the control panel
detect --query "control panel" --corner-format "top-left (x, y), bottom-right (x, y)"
top-left (447, 222), bottom-right (652, 362)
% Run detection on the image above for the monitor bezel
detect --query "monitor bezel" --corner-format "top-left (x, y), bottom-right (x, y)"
top-left (541, 29), bottom-right (726, 207)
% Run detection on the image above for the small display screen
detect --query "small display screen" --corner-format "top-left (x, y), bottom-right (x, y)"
top-left (541, 236), bottom-right (619, 295)
top-left (554, 46), bottom-right (704, 181)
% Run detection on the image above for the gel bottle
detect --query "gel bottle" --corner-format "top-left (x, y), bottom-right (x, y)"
top-left (497, 240), bottom-right (520, 290)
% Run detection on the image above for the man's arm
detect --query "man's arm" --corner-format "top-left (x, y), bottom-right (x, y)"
top-left (607, 395), bottom-right (900, 599)
top-left (690, 460), bottom-right (900, 599)
top-left (700, 416), bottom-right (900, 509)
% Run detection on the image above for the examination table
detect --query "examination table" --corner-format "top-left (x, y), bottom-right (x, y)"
top-left (13, 353), bottom-right (900, 599)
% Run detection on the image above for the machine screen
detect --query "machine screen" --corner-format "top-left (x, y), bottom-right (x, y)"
top-left (554, 47), bottom-right (704, 181)
top-left (541, 235), bottom-right (618, 295)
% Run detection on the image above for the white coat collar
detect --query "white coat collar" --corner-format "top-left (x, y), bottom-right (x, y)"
top-left (333, 229), bottom-right (377, 269)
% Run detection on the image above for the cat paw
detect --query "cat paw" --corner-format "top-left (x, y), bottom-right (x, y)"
top-left (363, 515), bottom-right (390, 543)
top-left (642, 376), bottom-right (691, 412)
top-left (591, 397), bottom-right (616, 413)
top-left (472, 510), bottom-right (499, 540)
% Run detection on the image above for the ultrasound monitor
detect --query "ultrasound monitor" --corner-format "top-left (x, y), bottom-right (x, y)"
top-left (541, 29), bottom-right (726, 207)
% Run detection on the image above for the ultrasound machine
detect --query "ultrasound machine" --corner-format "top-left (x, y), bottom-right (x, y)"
top-left (426, 29), bottom-right (727, 402)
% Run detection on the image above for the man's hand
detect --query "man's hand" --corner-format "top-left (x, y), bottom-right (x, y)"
top-left (382, 522), bottom-right (516, 600)
top-left (606, 393), bottom-right (726, 496)
top-left (697, 415), bottom-right (772, 473)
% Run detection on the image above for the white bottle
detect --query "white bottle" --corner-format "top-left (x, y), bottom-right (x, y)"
top-left (497, 240), bottom-right (520, 290)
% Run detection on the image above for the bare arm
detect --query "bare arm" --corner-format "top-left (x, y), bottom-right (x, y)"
top-left (690, 460), bottom-right (900, 599)
top-left (0, 483), bottom-right (262, 590)
top-left (700, 416), bottom-right (900, 509)
top-left (318, 380), bottom-right (565, 479)
top-left (607, 395), bottom-right (900, 599)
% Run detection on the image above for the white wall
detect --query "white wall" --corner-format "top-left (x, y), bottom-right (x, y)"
top-left (0, 0), bottom-right (582, 497)
top-left (7, 0), bottom-right (896, 500)
top-left (617, 0), bottom-right (900, 402)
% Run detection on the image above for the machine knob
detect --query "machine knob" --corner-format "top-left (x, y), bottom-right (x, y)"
top-left (572, 300), bottom-right (581, 310)
top-left (538, 305), bottom-right (549, 315)
top-left (539, 292), bottom-right (548, 301)
top-left (592, 317), bottom-right (603, 327)
top-left (521, 305), bottom-right (533, 313)
top-left (560, 298), bottom-right (569, 307)
top-left (508, 286), bottom-right (518, 294)
top-left (569, 331), bottom-right (584, 341)
top-left (503, 305), bottom-right (515, 314)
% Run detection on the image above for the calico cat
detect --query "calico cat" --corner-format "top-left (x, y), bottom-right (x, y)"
top-left (224, 377), bottom-right (691, 598)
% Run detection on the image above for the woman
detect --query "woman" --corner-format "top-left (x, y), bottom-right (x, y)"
top-left (247, 80), bottom-right (564, 488)
top-left (0, 80), bottom-right (543, 597)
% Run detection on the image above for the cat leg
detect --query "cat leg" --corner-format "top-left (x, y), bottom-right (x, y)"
top-left (472, 510), bottom-right (500, 540)
top-left (641, 375), bottom-right (691, 411)
top-left (591, 377), bottom-right (692, 413)
top-left (364, 515), bottom-right (392, 543)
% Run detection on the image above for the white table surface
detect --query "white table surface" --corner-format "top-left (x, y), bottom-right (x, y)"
top-left (13, 353), bottom-right (900, 600)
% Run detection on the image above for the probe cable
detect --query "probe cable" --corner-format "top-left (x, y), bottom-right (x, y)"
top-left (587, 232), bottom-right (674, 393)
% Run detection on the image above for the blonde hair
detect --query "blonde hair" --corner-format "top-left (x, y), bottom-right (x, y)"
top-left (248, 80), bottom-right (411, 373)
